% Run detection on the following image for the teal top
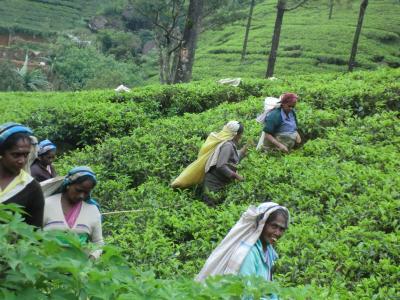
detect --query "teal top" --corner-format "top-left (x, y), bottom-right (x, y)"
top-left (239, 239), bottom-right (279, 300)
top-left (56, 232), bottom-right (90, 248)
top-left (239, 239), bottom-right (278, 280)
top-left (263, 108), bottom-right (298, 135)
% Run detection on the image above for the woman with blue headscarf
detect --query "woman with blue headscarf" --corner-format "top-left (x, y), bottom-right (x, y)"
top-left (0, 122), bottom-right (44, 227)
top-left (42, 166), bottom-right (103, 259)
top-left (31, 139), bottom-right (57, 182)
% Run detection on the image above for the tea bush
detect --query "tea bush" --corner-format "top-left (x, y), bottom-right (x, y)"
top-left (95, 109), bottom-right (399, 298)
top-left (0, 90), bottom-right (148, 150)
top-left (0, 205), bottom-right (326, 299)
top-left (1, 68), bottom-right (399, 299)
top-left (1, 68), bottom-right (398, 150)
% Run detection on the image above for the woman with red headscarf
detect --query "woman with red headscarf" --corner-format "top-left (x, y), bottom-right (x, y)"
top-left (261, 93), bottom-right (301, 153)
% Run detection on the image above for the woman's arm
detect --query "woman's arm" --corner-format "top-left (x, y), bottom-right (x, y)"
top-left (216, 143), bottom-right (243, 180)
top-left (264, 133), bottom-right (288, 153)
top-left (295, 131), bottom-right (301, 144)
top-left (89, 210), bottom-right (104, 259)
top-left (27, 181), bottom-right (45, 228)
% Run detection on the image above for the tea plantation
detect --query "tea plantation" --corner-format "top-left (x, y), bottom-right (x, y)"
top-left (0, 68), bottom-right (399, 298)
top-left (194, 0), bottom-right (400, 79)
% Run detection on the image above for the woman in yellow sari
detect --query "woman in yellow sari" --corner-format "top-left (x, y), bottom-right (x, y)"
top-left (171, 121), bottom-right (247, 205)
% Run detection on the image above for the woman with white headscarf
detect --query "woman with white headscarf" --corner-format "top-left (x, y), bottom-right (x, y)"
top-left (197, 202), bottom-right (290, 299)
top-left (31, 139), bottom-right (57, 182)
top-left (171, 121), bottom-right (247, 203)
top-left (203, 121), bottom-right (247, 198)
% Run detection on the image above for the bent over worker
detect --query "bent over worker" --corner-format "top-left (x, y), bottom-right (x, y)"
top-left (171, 121), bottom-right (247, 205)
top-left (203, 121), bottom-right (247, 204)
top-left (262, 93), bottom-right (301, 153)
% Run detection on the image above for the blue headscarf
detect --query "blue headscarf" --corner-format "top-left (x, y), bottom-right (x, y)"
top-left (62, 166), bottom-right (101, 212)
top-left (38, 139), bottom-right (56, 156)
top-left (0, 122), bottom-right (33, 146)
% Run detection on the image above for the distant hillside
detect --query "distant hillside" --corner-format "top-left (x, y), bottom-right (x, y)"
top-left (0, 0), bottom-right (105, 35)
top-left (0, 0), bottom-right (398, 86)
top-left (193, 0), bottom-right (400, 79)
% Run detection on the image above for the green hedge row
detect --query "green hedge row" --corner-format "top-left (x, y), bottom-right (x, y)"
top-left (0, 91), bottom-right (147, 151)
top-left (108, 81), bottom-right (252, 117)
top-left (1, 68), bottom-right (398, 150)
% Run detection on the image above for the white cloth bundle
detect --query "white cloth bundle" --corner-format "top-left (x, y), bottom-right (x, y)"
top-left (256, 97), bottom-right (281, 150)
top-left (196, 202), bottom-right (289, 282)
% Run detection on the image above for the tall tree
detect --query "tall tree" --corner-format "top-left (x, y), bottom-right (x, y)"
top-left (265, 0), bottom-right (307, 78)
top-left (327, 0), bottom-right (353, 20)
top-left (328, 0), bottom-right (334, 19)
top-left (130, 0), bottom-right (233, 84)
top-left (174, 0), bottom-right (205, 83)
top-left (241, 0), bottom-right (257, 62)
top-left (130, 0), bottom-right (186, 84)
top-left (348, 0), bottom-right (368, 72)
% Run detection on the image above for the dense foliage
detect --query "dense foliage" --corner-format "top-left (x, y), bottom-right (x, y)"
top-left (0, 68), bottom-right (399, 298)
top-left (48, 38), bottom-right (146, 90)
top-left (0, 205), bottom-right (326, 299)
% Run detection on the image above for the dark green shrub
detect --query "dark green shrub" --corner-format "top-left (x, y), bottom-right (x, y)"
top-left (0, 60), bottom-right (25, 91)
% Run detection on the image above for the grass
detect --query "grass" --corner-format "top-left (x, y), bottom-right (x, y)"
top-left (0, 0), bottom-right (105, 35)
top-left (193, 0), bottom-right (400, 79)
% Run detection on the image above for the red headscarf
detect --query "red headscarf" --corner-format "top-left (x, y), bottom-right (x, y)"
top-left (280, 93), bottom-right (298, 105)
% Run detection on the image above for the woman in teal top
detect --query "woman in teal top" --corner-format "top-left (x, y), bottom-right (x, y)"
top-left (262, 93), bottom-right (301, 153)
top-left (239, 208), bottom-right (288, 280)
top-left (197, 202), bottom-right (290, 300)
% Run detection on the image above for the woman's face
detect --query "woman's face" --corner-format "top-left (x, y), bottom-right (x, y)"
top-left (261, 213), bottom-right (287, 245)
top-left (64, 179), bottom-right (95, 204)
top-left (281, 102), bottom-right (296, 114)
top-left (234, 132), bottom-right (243, 143)
top-left (40, 150), bottom-right (56, 166)
top-left (0, 138), bottom-right (31, 175)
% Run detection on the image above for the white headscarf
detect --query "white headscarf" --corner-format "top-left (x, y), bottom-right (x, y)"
top-left (224, 120), bottom-right (241, 134)
top-left (205, 120), bottom-right (242, 173)
top-left (196, 202), bottom-right (289, 282)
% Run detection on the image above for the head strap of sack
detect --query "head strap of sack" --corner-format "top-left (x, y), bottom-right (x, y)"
top-left (63, 166), bottom-right (97, 188)
top-left (0, 122), bottom-right (33, 146)
top-left (38, 139), bottom-right (57, 156)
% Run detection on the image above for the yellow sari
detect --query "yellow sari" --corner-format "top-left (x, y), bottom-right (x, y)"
top-left (171, 123), bottom-right (239, 188)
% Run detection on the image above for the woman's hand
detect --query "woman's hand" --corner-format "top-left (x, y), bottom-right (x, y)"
top-left (277, 143), bottom-right (289, 153)
top-left (233, 172), bottom-right (244, 181)
top-left (240, 145), bottom-right (248, 157)
top-left (295, 131), bottom-right (301, 144)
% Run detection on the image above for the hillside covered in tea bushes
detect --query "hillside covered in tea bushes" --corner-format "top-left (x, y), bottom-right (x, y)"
top-left (0, 68), bottom-right (399, 298)
top-left (193, 0), bottom-right (400, 79)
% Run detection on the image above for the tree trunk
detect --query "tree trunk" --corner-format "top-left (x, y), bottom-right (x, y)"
top-left (241, 0), bottom-right (256, 62)
top-left (174, 0), bottom-right (204, 83)
top-left (328, 0), bottom-right (334, 19)
top-left (266, 0), bottom-right (285, 78)
top-left (348, 0), bottom-right (368, 72)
